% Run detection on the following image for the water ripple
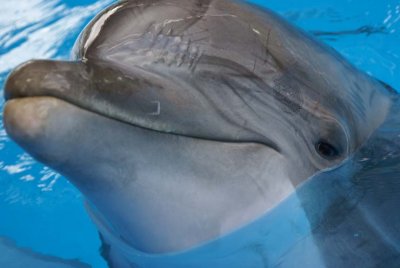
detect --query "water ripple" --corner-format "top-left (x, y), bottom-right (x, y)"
top-left (0, 0), bottom-right (114, 199)
top-left (0, 0), bottom-right (113, 74)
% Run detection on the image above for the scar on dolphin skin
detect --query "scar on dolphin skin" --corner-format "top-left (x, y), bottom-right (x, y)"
top-left (3, 0), bottom-right (399, 267)
top-left (272, 76), bottom-right (303, 114)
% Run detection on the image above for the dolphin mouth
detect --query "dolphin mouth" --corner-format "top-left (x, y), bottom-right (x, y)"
top-left (4, 60), bottom-right (281, 153)
top-left (3, 63), bottom-right (290, 253)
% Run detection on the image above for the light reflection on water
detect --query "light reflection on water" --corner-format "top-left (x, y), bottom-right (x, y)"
top-left (0, 1), bottom-right (113, 267)
top-left (0, 0), bottom-right (399, 267)
top-left (0, 0), bottom-right (114, 73)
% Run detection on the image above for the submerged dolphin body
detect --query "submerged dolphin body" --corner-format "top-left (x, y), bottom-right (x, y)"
top-left (3, 0), bottom-right (399, 267)
top-left (0, 237), bottom-right (90, 268)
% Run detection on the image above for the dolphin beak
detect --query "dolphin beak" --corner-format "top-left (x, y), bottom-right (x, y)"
top-left (3, 60), bottom-right (90, 148)
top-left (4, 60), bottom-right (89, 102)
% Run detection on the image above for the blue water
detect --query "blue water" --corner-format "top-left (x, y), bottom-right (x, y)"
top-left (0, 0), bottom-right (399, 267)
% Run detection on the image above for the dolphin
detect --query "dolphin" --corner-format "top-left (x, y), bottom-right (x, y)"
top-left (0, 236), bottom-right (90, 268)
top-left (2, 0), bottom-right (398, 267)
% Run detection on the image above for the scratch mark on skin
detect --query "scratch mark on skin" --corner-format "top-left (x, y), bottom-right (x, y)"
top-left (162, 18), bottom-right (187, 27)
top-left (191, 36), bottom-right (209, 44)
top-left (190, 51), bottom-right (203, 73)
top-left (265, 29), bottom-right (272, 62)
top-left (252, 28), bottom-right (261, 35)
top-left (149, 101), bottom-right (161, 115)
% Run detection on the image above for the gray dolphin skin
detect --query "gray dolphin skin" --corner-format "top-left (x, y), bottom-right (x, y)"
top-left (2, 0), bottom-right (400, 267)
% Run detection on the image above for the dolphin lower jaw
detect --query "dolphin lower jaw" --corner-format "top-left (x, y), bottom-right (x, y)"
top-left (4, 98), bottom-right (56, 142)
top-left (3, 95), bottom-right (296, 253)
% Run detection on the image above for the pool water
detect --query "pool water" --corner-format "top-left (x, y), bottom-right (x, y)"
top-left (0, 0), bottom-right (399, 267)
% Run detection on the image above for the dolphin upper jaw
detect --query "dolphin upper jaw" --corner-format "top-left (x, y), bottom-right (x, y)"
top-left (4, 59), bottom-right (284, 151)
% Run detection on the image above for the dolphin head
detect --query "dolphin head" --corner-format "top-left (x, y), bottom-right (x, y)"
top-left (3, 0), bottom-right (394, 254)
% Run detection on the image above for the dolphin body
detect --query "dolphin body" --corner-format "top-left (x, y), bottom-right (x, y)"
top-left (0, 236), bottom-right (90, 268)
top-left (3, 0), bottom-right (400, 267)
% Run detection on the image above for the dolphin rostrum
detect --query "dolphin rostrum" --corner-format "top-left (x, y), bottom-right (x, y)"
top-left (3, 0), bottom-right (398, 267)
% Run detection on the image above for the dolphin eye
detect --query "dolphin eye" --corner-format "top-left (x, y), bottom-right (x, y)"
top-left (315, 140), bottom-right (340, 160)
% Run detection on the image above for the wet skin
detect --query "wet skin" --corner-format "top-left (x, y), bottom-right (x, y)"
top-left (2, 0), bottom-right (396, 264)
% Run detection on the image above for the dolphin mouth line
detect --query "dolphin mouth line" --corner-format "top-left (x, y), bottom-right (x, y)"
top-left (4, 92), bottom-right (282, 153)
